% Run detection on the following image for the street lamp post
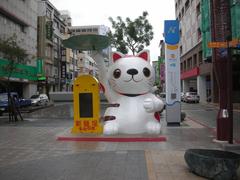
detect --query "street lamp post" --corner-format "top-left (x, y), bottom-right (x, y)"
top-left (210, 0), bottom-right (233, 143)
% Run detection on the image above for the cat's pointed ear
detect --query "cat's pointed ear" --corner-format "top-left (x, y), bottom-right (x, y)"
top-left (137, 50), bottom-right (150, 62)
top-left (111, 51), bottom-right (124, 62)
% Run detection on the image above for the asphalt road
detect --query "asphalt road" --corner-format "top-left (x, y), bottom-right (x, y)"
top-left (181, 102), bottom-right (240, 141)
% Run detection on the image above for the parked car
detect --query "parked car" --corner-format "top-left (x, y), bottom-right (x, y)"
top-left (0, 92), bottom-right (32, 115)
top-left (183, 92), bottom-right (200, 103)
top-left (181, 92), bottom-right (185, 101)
top-left (30, 94), bottom-right (49, 106)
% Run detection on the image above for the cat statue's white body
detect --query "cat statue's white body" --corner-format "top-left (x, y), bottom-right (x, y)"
top-left (93, 50), bottom-right (164, 135)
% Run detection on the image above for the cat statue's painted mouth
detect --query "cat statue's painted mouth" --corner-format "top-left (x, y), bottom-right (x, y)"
top-left (124, 77), bottom-right (143, 82)
top-left (122, 94), bottom-right (141, 97)
top-left (118, 92), bottom-right (148, 97)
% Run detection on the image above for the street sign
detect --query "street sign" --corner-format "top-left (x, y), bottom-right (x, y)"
top-left (164, 20), bottom-right (181, 125)
top-left (208, 39), bottom-right (240, 48)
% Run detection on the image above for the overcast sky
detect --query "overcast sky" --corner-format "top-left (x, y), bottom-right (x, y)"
top-left (49, 0), bottom-right (176, 61)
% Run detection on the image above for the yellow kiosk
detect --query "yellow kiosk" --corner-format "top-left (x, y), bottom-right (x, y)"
top-left (71, 75), bottom-right (103, 134)
top-left (63, 35), bottom-right (109, 134)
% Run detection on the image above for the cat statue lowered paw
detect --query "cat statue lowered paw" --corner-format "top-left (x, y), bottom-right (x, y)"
top-left (93, 50), bottom-right (164, 135)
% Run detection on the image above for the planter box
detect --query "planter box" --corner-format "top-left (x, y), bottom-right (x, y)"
top-left (184, 149), bottom-right (240, 180)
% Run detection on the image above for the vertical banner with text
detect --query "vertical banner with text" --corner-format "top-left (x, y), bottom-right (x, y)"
top-left (61, 61), bottom-right (66, 84)
top-left (164, 20), bottom-right (181, 125)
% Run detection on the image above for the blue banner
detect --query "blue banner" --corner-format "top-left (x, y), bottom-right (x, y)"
top-left (164, 20), bottom-right (180, 45)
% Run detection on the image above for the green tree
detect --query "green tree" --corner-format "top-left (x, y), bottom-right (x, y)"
top-left (108, 11), bottom-right (154, 55)
top-left (0, 34), bottom-right (28, 79)
top-left (0, 34), bottom-right (28, 121)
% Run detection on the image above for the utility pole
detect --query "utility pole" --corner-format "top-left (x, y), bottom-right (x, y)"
top-left (210, 0), bottom-right (233, 143)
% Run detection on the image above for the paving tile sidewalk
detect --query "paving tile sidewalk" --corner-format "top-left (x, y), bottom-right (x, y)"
top-left (145, 150), bottom-right (206, 180)
top-left (0, 103), bottom-right (239, 180)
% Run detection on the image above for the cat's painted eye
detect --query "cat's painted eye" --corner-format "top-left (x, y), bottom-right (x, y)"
top-left (143, 67), bottom-right (150, 77)
top-left (113, 69), bottom-right (121, 79)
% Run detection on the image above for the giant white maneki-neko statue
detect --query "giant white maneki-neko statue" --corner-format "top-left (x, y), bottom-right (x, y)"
top-left (92, 50), bottom-right (164, 135)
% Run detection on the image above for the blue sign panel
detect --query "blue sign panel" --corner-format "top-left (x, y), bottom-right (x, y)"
top-left (164, 20), bottom-right (180, 45)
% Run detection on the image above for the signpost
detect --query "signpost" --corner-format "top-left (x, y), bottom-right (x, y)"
top-left (210, 0), bottom-right (233, 143)
top-left (164, 20), bottom-right (181, 125)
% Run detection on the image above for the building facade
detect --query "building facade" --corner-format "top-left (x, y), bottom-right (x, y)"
top-left (175, 0), bottom-right (213, 103)
top-left (37, 0), bottom-right (68, 94)
top-left (176, 0), bottom-right (240, 103)
top-left (0, 0), bottom-right (38, 98)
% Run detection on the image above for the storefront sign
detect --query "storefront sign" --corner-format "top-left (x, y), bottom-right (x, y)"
top-left (0, 58), bottom-right (37, 81)
top-left (37, 58), bottom-right (44, 77)
top-left (61, 61), bottom-right (66, 79)
top-left (181, 67), bottom-right (200, 80)
top-left (46, 21), bottom-right (53, 40)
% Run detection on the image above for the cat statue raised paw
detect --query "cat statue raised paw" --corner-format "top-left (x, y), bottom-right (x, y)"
top-left (93, 50), bottom-right (164, 135)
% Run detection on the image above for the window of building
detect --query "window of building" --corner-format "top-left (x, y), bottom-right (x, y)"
top-left (54, 68), bottom-right (58, 76)
top-left (46, 9), bottom-right (51, 18)
top-left (54, 36), bottom-right (58, 44)
top-left (199, 51), bottom-right (203, 64)
top-left (54, 50), bottom-right (58, 58)
top-left (61, 48), bottom-right (66, 56)
top-left (193, 54), bottom-right (197, 66)
top-left (53, 20), bottom-right (59, 29)
top-left (45, 67), bottom-right (50, 77)
top-left (93, 28), bottom-right (98, 32)
top-left (181, 7), bottom-right (184, 16)
top-left (196, 3), bottom-right (201, 17)
top-left (178, 13), bottom-right (181, 20)
top-left (181, 62), bottom-right (183, 72)
top-left (187, 57), bottom-right (192, 69)
top-left (180, 45), bottom-right (183, 55)
top-left (45, 45), bottom-right (52, 58)
top-left (87, 28), bottom-right (92, 32)
top-left (197, 27), bottom-right (202, 41)
top-left (20, 25), bottom-right (26, 33)
top-left (185, 0), bottom-right (190, 11)
top-left (60, 26), bottom-right (65, 34)
top-left (81, 29), bottom-right (86, 32)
